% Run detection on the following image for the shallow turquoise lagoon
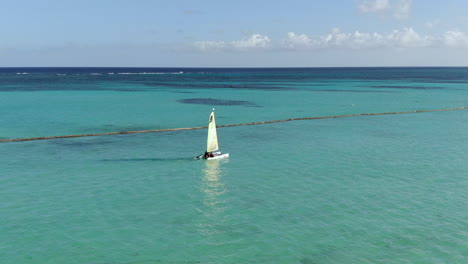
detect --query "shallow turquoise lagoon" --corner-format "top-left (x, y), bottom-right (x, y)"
top-left (1, 68), bottom-right (467, 263)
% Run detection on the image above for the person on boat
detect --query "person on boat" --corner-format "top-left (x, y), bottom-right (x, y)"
top-left (204, 151), bottom-right (211, 158)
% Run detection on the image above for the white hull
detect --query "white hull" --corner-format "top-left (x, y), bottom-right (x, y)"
top-left (196, 153), bottom-right (229, 160)
top-left (207, 153), bottom-right (229, 160)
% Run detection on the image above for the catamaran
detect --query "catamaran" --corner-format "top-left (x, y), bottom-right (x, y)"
top-left (196, 109), bottom-right (229, 160)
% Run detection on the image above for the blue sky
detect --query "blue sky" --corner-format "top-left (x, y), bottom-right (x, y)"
top-left (1, 0), bottom-right (468, 67)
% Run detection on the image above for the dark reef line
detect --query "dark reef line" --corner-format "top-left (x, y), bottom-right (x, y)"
top-left (1, 106), bottom-right (467, 143)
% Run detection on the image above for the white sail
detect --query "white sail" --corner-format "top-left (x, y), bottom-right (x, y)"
top-left (206, 111), bottom-right (219, 152)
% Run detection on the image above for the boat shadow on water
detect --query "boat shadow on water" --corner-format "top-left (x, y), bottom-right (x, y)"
top-left (99, 157), bottom-right (196, 162)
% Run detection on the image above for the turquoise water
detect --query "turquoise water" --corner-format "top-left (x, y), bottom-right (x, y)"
top-left (1, 68), bottom-right (468, 263)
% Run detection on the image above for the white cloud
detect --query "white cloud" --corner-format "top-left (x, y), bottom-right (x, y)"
top-left (386, 27), bottom-right (433, 47)
top-left (233, 33), bottom-right (271, 48)
top-left (444, 30), bottom-right (468, 48)
top-left (357, 0), bottom-right (412, 20)
top-left (282, 32), bottom-right (315, 50)
top-left (357, 0), bottom-right (390, 13)
top-left (283, 27), bottom-right (432, 50)
top-left (194, 33), bottom-right (270, 51)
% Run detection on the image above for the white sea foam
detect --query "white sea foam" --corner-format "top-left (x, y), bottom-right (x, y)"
top-left (16, 72), bottom-right (28, 75)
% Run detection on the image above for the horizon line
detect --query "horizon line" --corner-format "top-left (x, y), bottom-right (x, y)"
top-left (1, 66), bottom-right (468, 69)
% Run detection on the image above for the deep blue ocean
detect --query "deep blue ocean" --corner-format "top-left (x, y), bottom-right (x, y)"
top-left (1, 67), bottom-right (467, 263)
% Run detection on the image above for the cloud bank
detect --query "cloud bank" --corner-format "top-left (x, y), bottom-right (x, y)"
top-left (194, 28), bottom-right (468, 52)
top-left (282, 28), bottom-right (433, 50)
